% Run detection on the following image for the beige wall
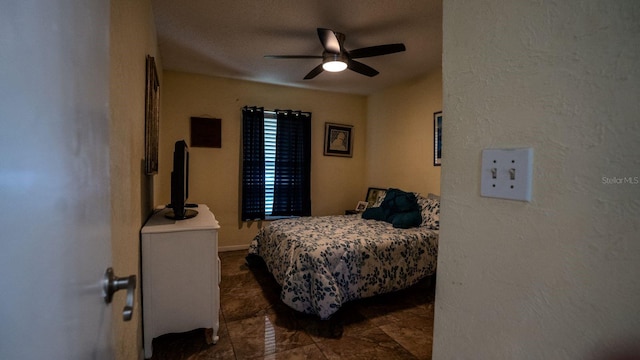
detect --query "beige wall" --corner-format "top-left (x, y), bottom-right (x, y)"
top-left (367, 70), bottom-right (442, 196)
top-left (434, 1), bottom-right (640, 359)
top-left (110, 0), bottom-right (159, 358)
top-left (159, 71), bottom-right (367, 249)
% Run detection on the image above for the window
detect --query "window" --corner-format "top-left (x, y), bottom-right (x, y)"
top-left (264, 111), bottom-right (277, 215)
top-left (241, 107), bottom-right (311, 220)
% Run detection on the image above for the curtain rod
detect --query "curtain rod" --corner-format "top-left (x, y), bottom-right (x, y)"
top-left (244, 106), bottom-right (311, 116)
top-left (273, 109), bottom-right (311, 116)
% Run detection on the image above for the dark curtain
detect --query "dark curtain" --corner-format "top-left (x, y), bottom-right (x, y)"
top-left (271, 110), bottom-right (312, 217)
top-left (241, 106), bottom-right (265, 220)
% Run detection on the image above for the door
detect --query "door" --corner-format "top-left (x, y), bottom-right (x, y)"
top-left (0, 1), bottom-right (113, 359)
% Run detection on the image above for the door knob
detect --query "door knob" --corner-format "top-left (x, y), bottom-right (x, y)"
top-left (103, 267), bottom-right (136, 321)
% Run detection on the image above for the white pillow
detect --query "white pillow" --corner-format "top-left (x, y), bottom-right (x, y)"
top-left (425, 198), bottom-right (440, 229)
top-left (416, 195), bottom-right (439, 229)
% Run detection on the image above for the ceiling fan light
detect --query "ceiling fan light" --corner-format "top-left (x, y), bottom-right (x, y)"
top-left (323, 60), bottom-right (348, 72)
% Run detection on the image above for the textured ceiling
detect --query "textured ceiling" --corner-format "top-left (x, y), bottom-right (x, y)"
top-left (151, 0), bottom-right (442, 95)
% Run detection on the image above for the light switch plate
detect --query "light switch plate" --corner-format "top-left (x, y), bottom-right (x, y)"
top-left (481, 148), bottom-right (533, 201)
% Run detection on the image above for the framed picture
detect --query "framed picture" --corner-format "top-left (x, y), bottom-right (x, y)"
top-left (434, 111), bottom-right (442, 166)
top-left (355, 201), bottom-right (368, 212)
top-left (144, 55), bottom-right (160, 174)
top-left (365, 187), bottom-right (387, 208)
top-left (324, 123), bottom-right (353, 157)
top-left (191, 117), bottom-right (222, 148)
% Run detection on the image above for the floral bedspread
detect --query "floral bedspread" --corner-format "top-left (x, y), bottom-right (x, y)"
top-left (248, 215), bottom-right (438, 319)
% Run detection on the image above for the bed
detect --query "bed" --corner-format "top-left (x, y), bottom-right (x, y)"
top-left (247, 189), bottom-right (440, 320)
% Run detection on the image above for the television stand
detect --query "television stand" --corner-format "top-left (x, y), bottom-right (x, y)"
top-left (164, 209), bottom-right (198, 220)
top-left (141, 204), bottom-right (220, 359)
top-left (165, 202), bottom-right (198, 208)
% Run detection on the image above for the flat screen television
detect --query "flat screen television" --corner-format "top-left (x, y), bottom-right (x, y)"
top-left (165, 140), bottom-right (198, 220)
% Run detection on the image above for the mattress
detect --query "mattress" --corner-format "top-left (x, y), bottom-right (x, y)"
top-left (248, 214), bottom-right (438, 319)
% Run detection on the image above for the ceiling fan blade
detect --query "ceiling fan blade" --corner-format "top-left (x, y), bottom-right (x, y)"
top-left (349, 43), bottom-right (406, 59)
top-left (304, 64), bottom-right (324, 80)
top-left (317, 28), bottom-right (341, 54)
top-left (348, 60), bottom-right (379, 77)
top-left (264, 55), bottom-right (322, 59)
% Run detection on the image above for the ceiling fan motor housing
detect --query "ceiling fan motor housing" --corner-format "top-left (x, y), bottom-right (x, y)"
top-left (322, 52), bottom-right (349, 72)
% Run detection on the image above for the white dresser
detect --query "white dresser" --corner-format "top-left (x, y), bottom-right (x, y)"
top-left (140, 204), bottom-right (220, 359)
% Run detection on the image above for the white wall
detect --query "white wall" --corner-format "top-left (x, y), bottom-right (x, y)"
top-left (159, 72), bottom-right (367, 249)
top-left (110, 0), bottom-right (160, 358)
top-left (367, 70), bottom-right (442, 196)
top-left (434, 1), bottom-right (640, 359)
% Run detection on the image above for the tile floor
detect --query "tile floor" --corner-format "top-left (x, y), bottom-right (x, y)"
top-left (150, 250), bottom-right (435, 359)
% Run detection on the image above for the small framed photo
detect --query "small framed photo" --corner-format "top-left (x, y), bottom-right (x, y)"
top-left (434, 111), bottom-right (442, 166)
top-left (355, 201), bottom-right (368, 212)
top-left (365, 187), bottom-right (387, 208)
top-left (324, 123), bottom-right (353, 157)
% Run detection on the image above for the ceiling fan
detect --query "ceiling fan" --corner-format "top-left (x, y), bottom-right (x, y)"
top-left (265, 28), bottom-right (406, 80)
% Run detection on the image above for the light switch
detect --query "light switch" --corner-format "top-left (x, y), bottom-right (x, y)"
top-left (480, 148), bottom-right (533, 201)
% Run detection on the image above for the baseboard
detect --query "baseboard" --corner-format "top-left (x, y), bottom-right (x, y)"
top-left (219, 244), bottom-right (249, 252)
